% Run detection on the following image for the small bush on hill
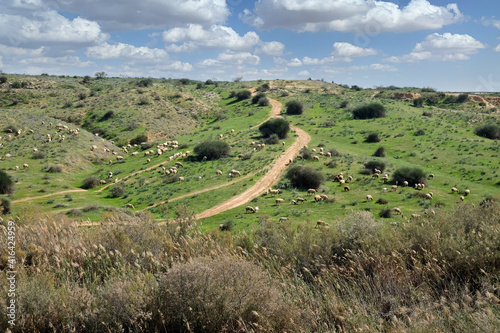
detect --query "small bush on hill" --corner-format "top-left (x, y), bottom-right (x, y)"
top-left (0, 197), bottom-right (11, 214)
top-left (259, 118), bottom-right (290, 139)
top-left (130, 134), bottom-right (148, 145)
top-left (111, 184), bottom-right (126, 198)
top-left (265, 133), bottom-right (280, 145)
top-left (364, 160), bottom-right (386, 173)
top-left (82, 176), bottom-right (100, 189)
top-left (475, 124), bottom-right (500, 140)
top-left (379, 208), bottom-right (391, 218)
top-left (392, 167), bottom-right (426, 187)
top-left (0, 76), bottom-right (7, 84)
top-left (235, 90), bottom-right (251, 101)
top-left (0, 170), bottom-right (14, 194)
top-left (373, 147), bottom-right (385, 157)
top-left (413, 97), bottom-right (425, 107)
top-left (285, 100), bottom-right (304, 115)
top-left (352, 103), bottom-right (386, 119)
top-left (285, 165), bottom-right (324, 189)
top-left (136, 78), bottom-right (153, 87)
top-left (46, 165), bottom-right (63, 173)
top-left (414, 129), bottom-right (426, 136)
top-left (364, 132), bottom-right (381, 143)
top-left (194, 140), bottom-right (230, 160)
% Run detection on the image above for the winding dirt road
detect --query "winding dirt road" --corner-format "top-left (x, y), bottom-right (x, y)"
top-left (194, 97), bottom-right (310, 220)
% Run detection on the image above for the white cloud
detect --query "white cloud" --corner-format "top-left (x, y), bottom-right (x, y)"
top-left (288, 58), bottom-right (302, 67)
top-left (386, 33), bottom-right (486, 63)
top-left (255, 41), bottom-right (285, 56)
top-left (217, 51), bottom-right (260, 65)
top-left (86, 43), bottom-right (168, 60)
top-left (19, 55), bottom-right (95, 67)
top-left (298, 70), bottom-right (310, 76)
top-left (323, 63), bottom-right (397, 75)
top-left (494, 44), bottom-right (500, 53)
top-left (331, 42), bottom-right (377, 59)
top-left (481, 17), bottom-right (500, 30)
top-left (242, 0), bottom-right (463, 33)
top-left (0, 10), bottom-right (108, 49)
top-left (49, 0), bottom-right (230, 31)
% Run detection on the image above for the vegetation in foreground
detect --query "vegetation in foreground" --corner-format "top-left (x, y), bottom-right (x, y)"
top-left (0, 200), bottom-right (499, 332)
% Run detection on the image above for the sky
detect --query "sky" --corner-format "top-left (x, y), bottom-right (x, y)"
top-left (0, 0), bottom-right (499, 92)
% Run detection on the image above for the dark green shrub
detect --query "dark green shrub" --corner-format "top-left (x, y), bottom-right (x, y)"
top-left (414, 129), bottom-right (425, 136)
top-left (285, 100), bottom-right (304, 115)
top-left (475, 124), bottom-right (500, 140)
top-left (364, 160), bottom-right (386, 173)
top-left (82, 176), bottom-right (100, 189)
top-left (364, 132), bottom-right (381, 143)
top-left (352, 103), bottom-right (386, 119)
top-left (99, 110), bottom-right (114, 122)
top-left (0, 76), bottom-right (7, 84)
top-left (259, 118), bottom-right (290, 139)
top-left (130, 134), bottom-right (148, 145)
top-left (391, 167), bottom-right (426, 187)
top-left (456, 93), bottom-right (469, 103)
top-left (194, 140), bottom-right (230, 160)
top-left (339, 100), bottom-right (348, 108)
top-left (0, 170), bottom-right (14, 194)
top-left (379, 208), bottom-right (391, 218)
top-left (258, 97), bottom-right (270, 106)
top-left (265, 133), bottom-right (280, 145)
top-left (235, 90), bottom-right (251, 101)
top-left (32, 151), bottom-right (45, 159)
top-left (46, 165), bottom-right (63, 173)
top-left (373, 147), bottom-right (385, 157)
top-left (0, 197), bottom-right (11, 214)
top-left (110, 184), bottom-right (126, 198)
top-left (413, 97), bottom-right (424, 107)
top-left (299, 147), bottom-right (312, 160)
top-left (136, 78), bottom-right (153, 87)
top-left (285, 165), bottom-right (324, 189)
top-left (252, 92), bottom-right (266, 104)
top-left (376, 198), bottom-right (388, 205)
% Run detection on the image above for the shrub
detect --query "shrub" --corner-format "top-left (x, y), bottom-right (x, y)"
top-left (364, 160), bottom-right (386, 173)
top-left (352, 103), bottom-right (386, 119)
top-left (194, 140), bottom-right (230, 160)
top-left (251, 92), bottom-right (266, 104)
top-left (376, 198), bottom-right (388, 205)
top-left (32, 151), bottom-right (45, 159)
top-left (475, 124), bottom-right (500, 140)
top-left (46, 165), bottom-right (63, 173)
top-left (235, 90), bottom-right (251, 101)
top-left (130, 134), bottom-right (148, 145)
top-left (81, 176), bottom-right (100, 189)
top-left (285, 100), bottom-right (304, 115)
top-left (391, 167), bottom-right (426, 187)
top-left (285, 165), bottom-right (325, 189)
top-left (78, 91), bottom-right (87, 100)
top-left (364, 132), bottom-right (381, 143)
top-left (265, 133), bottom-right (280, 145)
top-left (0, 197), bottom-right (11, 214)
top-left (456, 93), bottom-right (469, 103)
top-left (0, 170), bottom-right (14, 194)
top-left (111, 184), bottom-right (126, 198)
top-left (373, 147), bottom-right (385, 157)
top-left (299, 147), bottom-right (313, 160)
top-left (414, 129), bottom-right (425, 136)
top-left (99, 110), bottom-right (114, 121)
top-left (0, 76), bottom-right (7, 84)
top-left (136, 78), bottom-right (153, 87)
top-left (257, 96), bottom-right (270, 106)
top-left (413, 97), bottom-right (425, 107)
top-left (259, 118), bottom-right (290, 139)
top-left (339, 100), bottom-right (348, 108)
top-left (379, 208), bottom-right (391, 218)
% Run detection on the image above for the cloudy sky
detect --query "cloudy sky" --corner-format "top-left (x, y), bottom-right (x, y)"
top-left (0, 0), bottom-right (499, 91)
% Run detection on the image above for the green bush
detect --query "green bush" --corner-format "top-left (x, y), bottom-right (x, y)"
top-left (285, 165), bottom-right (324, 189)
top-left (0, 197), bottom-right (11, 214)
top-left (265, 133), bottom-right (280, 145)
top-left (110, 184), bottom-right (126, 198)
top-left (285, 100), bottom-right (304, 115)
top-left (373, 147), bottom-right (385, 157)
top-left (391, 167), bottom-right (426, 187)
top-left (46, 165), bottom-right (63, 173)
top-left (235, 90), bottom-right (251, 101)
top-left (259, 118), bottom-right (290, 139)
top-left (81, 176), bottom-right (100, 189)
top-left (475, 124), bottom-right (500, 140)
top-left (352, 103), bottom-right (386, 119)
top-left (413, 97), bottom-right (425, 107)
top-left (130, 134), bottom-right (148, 145)
top-left (364, 160), bottom-right (386, 173)
top-left (136, 78), bottom-right (153, 87)
top-left (252, 92), bottom-right (266, 104)
top-left (194, 140), bottom-right (230, 160)
top-left (364, 132), bottom-right (381, 143)
top-left (0, 76), bottom-right (7, 84)
top-left (0, 170), bottom-right (14, 194)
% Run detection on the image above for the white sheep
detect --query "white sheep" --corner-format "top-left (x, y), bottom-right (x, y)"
top-left (451, 187), bottom-right (458, 193)
top-left (316, 220), bottom-right (328, 228)
top-left (116, 156), bottom-right (124, 160)
top-left (464, 189), bottom-right (470, 196)
top-left (126, 203), bottom-right (135, 210)
top-left (391, 185), bottom-right (398, 191)
top-left (290, 199), bottom-right (297, 205)
top-left (307, 189), bottom-right (317, 195)
top-left (268, 188), bottom-right (280, 195)
top-left (275, 198), bottom-right (284, 205)
top-left (403, 181), bottom-right (409, 187)
top-left (314, 195), bottom-right (322, 202)
top-left (460, 196), bottom-right (465, 202)
top-left (216, 170), bottom-right (223, 175)
top-left (278, 217), bottom-right (289, 222)
top-left (312, 155), bottom-right (320, 161)
top-left (245, 206), bottom-right (257, 213)
top-left (366, 194), bottom-right (373, 201)
top-left (296, 197), bottom-right (307, 203)
top-left (178, 177), bottom-right (185, 182)
top-left (23, 163), bottom-right (29, 168)
top-left (344, 186), bottom-right (350, 192)
top-left (175, 162), bottom-right (183, 167)
top-left (230, 169), bottom-right (241, 177)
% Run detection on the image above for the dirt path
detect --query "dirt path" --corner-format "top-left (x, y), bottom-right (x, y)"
top-left (194, 97), bottom-right (310, 220)
top-left (12, 189), bottom-right (87, 203)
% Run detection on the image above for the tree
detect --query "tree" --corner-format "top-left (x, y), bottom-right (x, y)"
top-left (475, 124), bottom-right (500, 140)
top-left (0, 171), bottom-right (14, 194)
top-left (82, 176), bottom-right (100, 189)
top-left (286, 165), bottom-right (324, 189)
top-left (259, 118), bottom-right (290, 139)
top-left (285, 100), bottom-right (304, 115)
top-left (194, 140), bottom-right (230, 160)
top-left (235, 90), bottom-right (251, 101)
top-left (352, 103), bottom-right (386, 119)
top-left (95, 71), bottom-right (107, 79)
top-left (391, 167), bottom-right (426, 187)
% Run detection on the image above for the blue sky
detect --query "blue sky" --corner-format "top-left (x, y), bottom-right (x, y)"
top-left (0, 0), bottom-right (499, 91)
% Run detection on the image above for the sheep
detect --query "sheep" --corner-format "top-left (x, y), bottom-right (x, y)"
top-left (99, 179), bottom-right (107, 184)
top-left (339, 179), bottom-right (346, 185)
top-left (296, 197), bottom-right (307, 203)
top-left (391, 185), bottom-right (398, 191)
top-left (403, 181), bottom-right (409, 187)
top-left (230, 169), bottom-right (241, 177)
top-left (178, 177), bottom-right (185, 182)
top-left (282, 141), bottom-right (286, 146)
top-left (146, 158), bottom-right (151, 163)
top-left (175, 162), bottom-right (183, 167)
top-left (428, 173), bottom-right (434, 179)
top-left (326, 152), bottom-right (332, 157)
top-left (23, 163), bottom-right (29, 168)
top-left (33, 148), bottom-right (38, 152)
top-left (320, 194), bottom-right (329, 201)
top-left (279, 217), bottom-right (289, 222)
top-left (425, 193), bottom-right (433, 200)
top-left (231, 129), bottom-right (235, 134)
top-left (344, 186), bottom-right (350, 192)
top-left (91, 145), bottom-right (98, 151)
top-left (15, 166), bottom-right (19, 170)
top-left (372, 173), bottom-right (379, 178)
top-left (312, 148), bottom-right (317, 153)
top-left (314, 195), bottom-right (322, 202)
top-left (316, 220), bottom-right (328, 228)
top-left (268, 188), bottom-right (280, 195)
top-left (245, 206), bottom-right (257, 213)
top-left (216, 169), bottom-right (223, 175)
top-left (126, 203), bottom-right (135, 210)
top-left (307, 189), bottom-right (317, 195)
top-left (116, 156), bottom-right (124, 160)
top-left (460, 196), bottom-right (465, 202)
top-left (410, 214), bottom-right (421, 220)
top-left (275, 198), bottom-right (284, 205)
top-left (108, 171), bottom-right (113, 178)
top-left (219, 224), bottom-right (229, 231)
top-left (219, 134), bottom-right (224, 139)
top-left (464, 189), bottom-right (470, 196)
top-left (393, 207), bottom-right (402, 214)
top-left (347, 175), bottom-right (353, 182)
top-left (290, 199), bottom-right (297, 205)
top-left (366, 194), bottom-right (373, 201)
top-left (451, 187), bottom-right (458, 193)
top-left (237, 154), bottom-right (245, 159)
top-left (312, 155), bottom-right (320, 161)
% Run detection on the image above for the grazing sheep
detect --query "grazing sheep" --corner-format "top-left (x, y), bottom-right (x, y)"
top-left (131, 152), bottom-right (139, 156)
top-left (108, 171), bottom-right (113, 178)
top-left (451, 187), bottom-right (458, 193)
top-left (307, 189), bottom-right (317, 195)
top-left (344, 186), bottom-right (350, 192)
top-left (428, 173), bottom-right (434, 179)
top-left (312, 148), bottom-right (316, 153)
top-left (410, 214), bottom-right (421, 220)
top-left (15, 166), bottom-right (19, 170)
top-left (219, 134), bottom-right (224, 139)
top-left (374, 168), bottom-right (381, 174)
top-left (146, 158), bottom-right (151, 163)
top-left (296, 197), bottom-right (307, 203)
top-left (391, 185), bottom-right (398, 191)
top-left (372, 173), bottom-right (379, 178)
top-left (216, 169), bottom-right (223, 175)
top-left (230, 169), bottom-right (241, 177)
top-left (347, 175), bottom-right (353, 182)
top-left (425, 193), bottom-right (433, 200)
top-left (279, 217), bottom-right (289, 222)
top-left (366, 194), bottom-right (373, 201)
top-left (290, 199), bottom-right (297, 205)
top-left (219, 223), bottom-right (229, 231)
top-left (175, 162), bottom-right (183, 167)
top-left (326, 152), bottom-right (332, 157)
top-left (460, 196), bottom-right (465, 202)
top-left (275, 198), bottom-right (284, 205)
top-left (23, 163), bottom-right (29, 168)
top-left (312, 155), bottom-right (320, 161)
top-left (99, 180), bottom-right (107, 184)
top-left (320, 194), bottom-right (329, 201)
top-left (116, 156), bottom-right (124, 160)
top-left (464, 189), bottom-right (470, 196)
top-left (245, 206), bottom-right (257, 213)
top-left (314, 195), bottom-right (322, 202)
top-left (126, 203), bottom-right (134, 210)
top-left (282, 141), bottom-right (286, 146)
top-left (403, 181), bottom-right (409, 187)
top-left (268, 188), bottom-right (280, 195)
top-left (393, 207), bottom-right (402, 214)
top-left (339, 179), bottom-right (346, 185)
top-left (237, 154), bottom-right (245, 159)
top-left (33, 148), bottom-right (38, 152)
top-left (316, 220), bottom-right (328, 228)
top-left (91, 145), bottom-right (98, 151)
top-left (178, 177), bottom-right (185, 182)
top-left (231, 129), bottom-right (235, 133)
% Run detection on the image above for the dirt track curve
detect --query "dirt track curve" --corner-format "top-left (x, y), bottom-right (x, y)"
top-left (194, 97), bottom-right (310, 220)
